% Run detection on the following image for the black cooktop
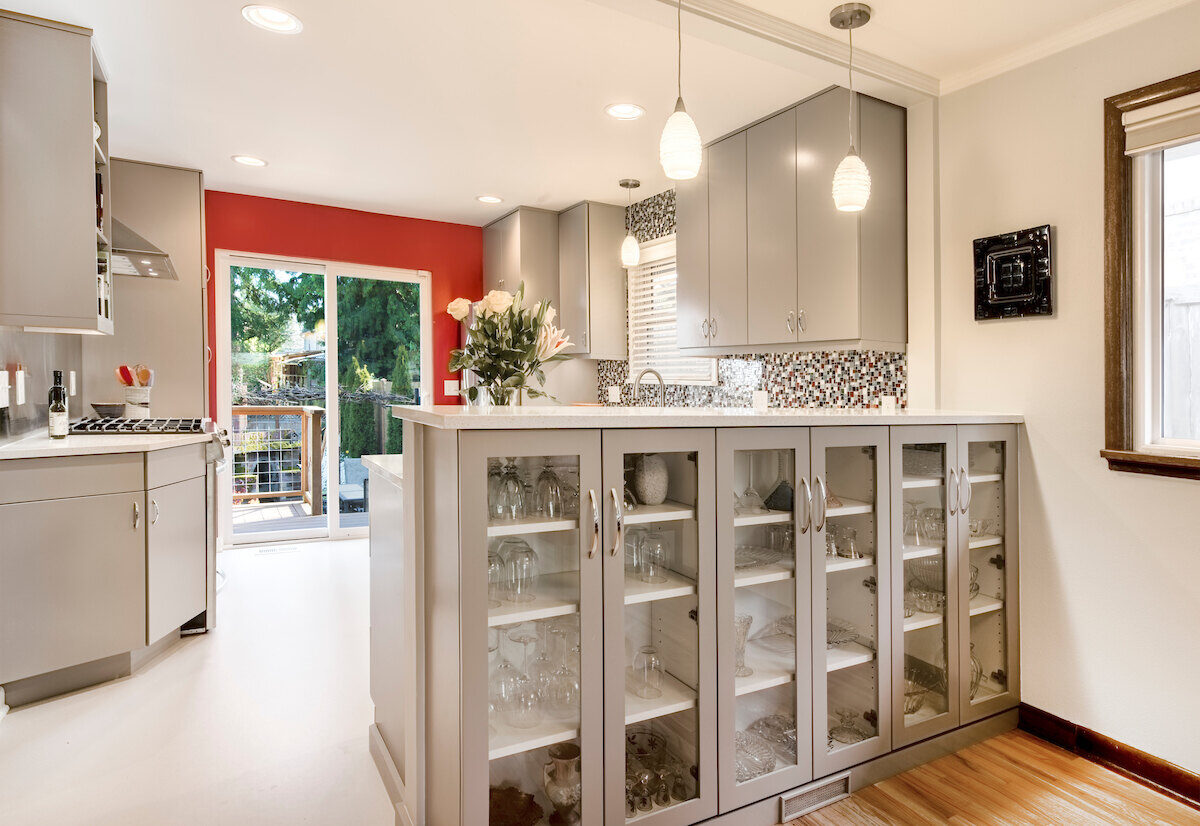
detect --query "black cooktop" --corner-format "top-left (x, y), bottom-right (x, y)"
top-left (70, 417), bottom-right (208, 434)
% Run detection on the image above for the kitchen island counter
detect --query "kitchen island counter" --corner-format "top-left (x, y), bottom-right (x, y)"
top-left (0, 430), bottom-right (213, 460)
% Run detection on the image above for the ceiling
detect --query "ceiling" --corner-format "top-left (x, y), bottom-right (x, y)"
top-left (8, 0), bottom-right (1188, 226)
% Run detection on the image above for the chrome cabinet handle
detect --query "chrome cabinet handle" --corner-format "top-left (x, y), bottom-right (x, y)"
top-left (609, 487), bottom-right (623, 557)
top-left (709, 317), bottom-right (717, 338)
top-left (588, 489), bottom-right (600, 558)
top-left (813, 476), bottom-right (827, 532)
top-left (798, 476), bottom-right (813, 534)
top-left (947, 469), bottom-right (959, 515)
top-left (786, 311), bottom-right (795, 334)
top-left (700, 318), bottom-right (709, 339)
top-left (151, 499), bottom-right (160, 525)
top-left (960, 467), bottom-right (972, 513)
top-left (797, 308), bottom-right (807, 333)
top-left (132, 501), bottom-right (141, 529)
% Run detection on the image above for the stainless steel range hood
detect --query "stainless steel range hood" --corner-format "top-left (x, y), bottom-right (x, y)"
top-left (110, 218), bottom-right (178, 280)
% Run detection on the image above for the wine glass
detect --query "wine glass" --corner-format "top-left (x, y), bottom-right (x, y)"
top-left (505, 631), bottom-right (543, 729)
top-left (487, 547), bottom-right (506, 609)
top-left (633, 645), bottom-right (663, 699)
top-left (487, 459), bottom-right (505, 520)
top-left (733, 613), bottom-right (754, 677)
top-left (739, 452), bottom-right (767, 514)
top-left (489, 626), bottom-right (522, 729)
top-left (499, 538), bottom-right (539, 603)
top-left (548, 625), bottom-right (581, 717)
top-left (638, 529), bottom-right (669, 584)
top-left (497, 459), bottom-right (526, 521)
top-left (526, 623), bottom-right (557, 704)
top-left (535, 459), bottom-right (564, 518)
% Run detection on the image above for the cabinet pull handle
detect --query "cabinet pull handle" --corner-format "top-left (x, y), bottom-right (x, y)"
top-left (797, 308), bottom-right (807, 333)
top-left (798, 476), bottom-right (813, 534)
top-left (786, 311), bottom-right (795, 334)
top-left (960, 466), bottom-right (972, 513)
top-left (588, 489), bottom-right (600, 558)
top-left (813, 476), bottom-right (827, 532)
top-left (151, 499), bottom-right (160, 525)
top-left (700, 318), bottom-right (709, 339)
top-left (709, 317), bottom-right (717, 338)
top-left (609, 487), bottom-right (623, 557)
top-left (132, 501), bottom-right (141, 529)
top-left (947, 469), bottom-right (959, 515)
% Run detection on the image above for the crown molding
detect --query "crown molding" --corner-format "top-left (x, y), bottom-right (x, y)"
top-left (656, 0), bottom-right (940, 98)
top-left (941, 0), bottom-right (1196, 94)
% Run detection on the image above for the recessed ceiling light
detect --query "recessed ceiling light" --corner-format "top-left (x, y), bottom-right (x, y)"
top-left (232, 154), bottom-right (268, 167)
top-left (605, 102), bottom-right (645, 121)
top-left (476, 195), bottom-right (503, 204)
top-left (241, 5), bottom-right (303, 34)
top-left (140, 259), bottom-right (151, 264)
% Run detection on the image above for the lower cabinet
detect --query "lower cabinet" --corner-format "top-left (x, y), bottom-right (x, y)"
top-left (147, 475), bottom-right (208, 643)
top-left (429, 423), bottom-right (1018, 824)
top-left (0, 491), bottom-right (146, 683)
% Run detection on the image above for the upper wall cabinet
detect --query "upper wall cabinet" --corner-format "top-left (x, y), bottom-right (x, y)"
top-left (557, 201), bottom-right (627, 360)
top-left (677, 88), bottom-right (907, 353)
top-left (0, 12), bottom-right (112, 334)
top-left (483, 207), bottom-right (560, 311)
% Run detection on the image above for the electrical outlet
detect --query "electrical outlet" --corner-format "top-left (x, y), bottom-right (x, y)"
top-left (444, 379), bottom-right (460, 397)
top-left (14, 370), bottom-right (25, 405)
top-left (607, 385), bottom-right (621, 404)
top-left (69, 370), bottom-right (77, 396)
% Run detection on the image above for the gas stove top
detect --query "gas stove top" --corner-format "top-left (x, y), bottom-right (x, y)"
top-left (70, 417), bottom-right (210, 434)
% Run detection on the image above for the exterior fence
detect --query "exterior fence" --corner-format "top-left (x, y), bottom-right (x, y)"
top-left (231, 406), bottom-right (325, 516)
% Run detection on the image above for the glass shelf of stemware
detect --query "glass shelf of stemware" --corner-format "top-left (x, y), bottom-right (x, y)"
top-left (487, 515), bottom-right (578, 537)
top-left (488, 571), bottom-right (580, 627)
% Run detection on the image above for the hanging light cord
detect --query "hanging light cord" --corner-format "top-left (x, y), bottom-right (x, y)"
top-left (846, 26), bottom-right (855, 149)
top-left (677, 0), bottom-right (683, 100)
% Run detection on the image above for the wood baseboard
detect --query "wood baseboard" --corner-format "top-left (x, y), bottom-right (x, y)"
top-left (1019, 704), bottom-right (1199, 810)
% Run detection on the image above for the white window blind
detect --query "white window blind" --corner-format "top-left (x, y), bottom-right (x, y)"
top-left (1124, 90), bottom-right (1200, 155)
top-left (627, 236), bottom-right (716, 385)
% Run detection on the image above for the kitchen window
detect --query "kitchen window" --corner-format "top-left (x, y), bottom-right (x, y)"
top-left (626, 235), bottom-right (717, 385)
top-left (1103, 73), bottom-right (1200, 478)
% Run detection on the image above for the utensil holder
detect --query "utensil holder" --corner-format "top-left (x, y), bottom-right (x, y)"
top-left (124, 385), bottom-right (151, 418)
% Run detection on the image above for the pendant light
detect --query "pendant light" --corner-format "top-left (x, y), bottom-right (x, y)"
top-left (659, 0), bottom-right (702, 180)
top-left (830, 3), bottom-right (872, 212)
top-left (620, 179), bottom-right (641, 267)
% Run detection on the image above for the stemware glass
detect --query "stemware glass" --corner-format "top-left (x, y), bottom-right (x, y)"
top-left (548, 625), bottom-right (581, 717)
top-left (829, 709), bottom-right (867, 744)
top-left (738, 452), bottom-right (767, 514)
top-left (505, 633), bottom-right (542, 729)
top-left (487, 547), bottom-right (506, 608)
top-left (969, 643), bottom-right (983, 700)
top-left (632, 645), bottom-right (664, 699)
top-left (733, 613), bottom-right (754, 677)
top-left (837, 527), bottom-right (863, 559)
top-left (499, 538), bottom-right (539, 603)
top-left (825, 525), bottom-right (840, 559)
top-left (638, 529), bottom-right (669, 584)
top-left (535, 459), bottom-right (564, 518)
top-left (919, 507), bottom-right (945, 542)
top-left (496, 459), bottom-right (527, 521)
top-left (487, 459), bottom-right (506, 520)
top-left (489, 627), bottom-right (522, 729)
top-left (527, 624), bottom-right (557, 704)
top-left (903, 500), bottom-right (923, 546)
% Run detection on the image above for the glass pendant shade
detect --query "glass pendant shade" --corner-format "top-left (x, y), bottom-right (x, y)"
top-left (832, 149), bottom-right (871, 212)
top-left (660, 98), bottom-right (702, 180)
top-left (621, 232), bottom-right (640, 267)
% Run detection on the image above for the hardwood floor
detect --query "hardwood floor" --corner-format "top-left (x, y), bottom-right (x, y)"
top-left (793, 730), bottom-right (1199, 826)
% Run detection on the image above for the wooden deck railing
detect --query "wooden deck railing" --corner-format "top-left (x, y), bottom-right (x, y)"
top-left (231, 405), bottom-right (325, 516)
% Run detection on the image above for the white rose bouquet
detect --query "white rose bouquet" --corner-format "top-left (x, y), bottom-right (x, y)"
top-left (447, 282), bottom-right (571, 404)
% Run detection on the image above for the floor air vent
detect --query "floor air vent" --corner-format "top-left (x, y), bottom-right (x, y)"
top-left (780, 771), bottom-right (851, 820)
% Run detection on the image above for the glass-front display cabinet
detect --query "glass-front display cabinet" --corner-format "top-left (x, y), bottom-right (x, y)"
top-left (715, 429), bottom-right (814, 811)
top-left (957, 425), bottom-right (1020, 722)
top-left (602, 430), bottom-right (717, 826)
top-left (460, 430), bottom-right (606, 826)
top-left (810, 427), bottom-right (892, 777)
top-left (889, 426), bottom-right (961, 746)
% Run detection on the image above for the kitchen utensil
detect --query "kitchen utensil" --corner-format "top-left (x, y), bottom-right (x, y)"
top-left (733, 613), bottom-right (754, 677)
top-left (542, 742), bottom-right (583, 826)
top-left (826, 618), bottom-right (858, 648)
top-left (734, 545), bottom-right (783, 569)
top-left (734, 730), bottom-right (776, 782)
top-left (91, 402), bottom-right (125, 418)
top-left (829, 709), bottom-right (868, 745)
top-left (747, 714), bottom-right (798, 764)
top-left (134, 364), bottom-right (151, 387)
top-left (632, 645), bottom-right (663, 699)
top-left (116, 365), bottom-right (134, 386)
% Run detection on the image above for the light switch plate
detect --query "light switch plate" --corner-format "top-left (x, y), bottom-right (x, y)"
top-left (0, 371), bottom-right (9, 409)
top-left (14, 370), bottom-right (25, 405)
top-left (444, 379), bottom-right (460, 397)
top-left (607, 385), bottom-right (621, 404)
top-left (69, 370), bottom-right (77, 396)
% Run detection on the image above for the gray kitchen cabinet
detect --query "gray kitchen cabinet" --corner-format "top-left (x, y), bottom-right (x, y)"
top-left (0, 12), bottom-right (112, 334)
top-left (0, 491), bottom-right (146, 683)
top-left (675, 152), bottom-right (710, 349)
top-left (557, 201), bottom-right (627, 359)
top-left (856, 95), bottom-right (908, 349)
top-left (146, 475), bottom-right (207, 644)
top-left (747, 108), bottom-right (799, 346)
top-left (707, 133), bottom-right (748, 348)
top-left (483, 206), bottom-right (560, 309)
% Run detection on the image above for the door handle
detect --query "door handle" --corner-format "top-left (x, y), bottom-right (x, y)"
top-left (588, 489), bottom-right (600, 558)
top-left (798, 476), bottom-right (812, 534)
top-left (786, 311), bottom-right (795, 334)
top-left (700, 318), bottom-right (709, 339)
top-left (132, 501), bottom-right (141, 529)
top-left (609, 487), bottom-right (623, 557)
top-left (797, 308), bottom-right (807, 333)
top-left (813, 476), bottom-right (827, 532)
top-left (151, 499), bottom-right (160, 525)
top-left (709, 317), bottom-right (717, 338)
top-left (947, 468), bottom-right (959, 515)
top-left (960, 466), bottom-right (972, 513)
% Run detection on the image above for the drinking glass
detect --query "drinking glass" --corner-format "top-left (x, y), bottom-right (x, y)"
top-left (919, 507), bottom-right (945, 541)
top-left (535, 459), bottom-right (564, 518)
top-left (638, 529), bottom-right (669, 583)
top-left (505, 633), bottom-right (542, 729)
top-left (903, 500), bottom-right (923, 546)
top-left (768, 524), bottom-right (794, 554)
top-left (733, 613), bottom-right (754, 677)
top-left (499, 538), bottom-right (539, 603)
top-left (632, 645), bottom-right (664, 699)
top-left (487, 547), bottom-right (506, 608)
top-left (625, 526), bottom-right (647, 575)
top-left (487, 460), bottom-right (505, 520)
top-left (837, 527), bottom-right (862, 559)
top-left (825, 526), bottom-right (840, 559)
top-left (738, 452), bottom-right (767, 514)
top-left (527, 624), bottom-right (557, 703)
top-left (489, 628), bottom-right (522, 728)
top-left (548, 625), bottom-right (581, 716)
top-left (497, 460), bottom-right (527, 521)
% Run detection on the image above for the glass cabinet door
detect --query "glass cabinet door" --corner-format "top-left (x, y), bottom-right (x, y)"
top-left (459, 430), bottom-right (604, 826)
top-left (810, 426), bottom-right (892, 777)
top-left (715, 429), bottom-right (813, 812)
top-left (957, 425), bottom-right (1020, 722)
top-left (889, 426), bottom-right (960, 746)
top-left (602, 430), bottom-right (716, 826)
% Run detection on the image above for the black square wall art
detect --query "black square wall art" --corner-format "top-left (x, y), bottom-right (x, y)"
top-left (973, 224), bottom-right (1053, 320)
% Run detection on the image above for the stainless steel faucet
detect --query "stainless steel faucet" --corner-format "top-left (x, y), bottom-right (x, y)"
top-left (633, 368), bottom-right (666, 407)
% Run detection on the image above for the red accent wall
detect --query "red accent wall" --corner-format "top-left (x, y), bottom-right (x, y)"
top-left (204, 191), bottom-right (482, 411)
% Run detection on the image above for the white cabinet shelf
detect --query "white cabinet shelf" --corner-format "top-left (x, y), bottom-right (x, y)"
top-left (902, 474), bottom-right (943, 489)
top-left (825, 555), bottom-right (874, 573)
top-left (489, 716), bottom-right (580, 761)
top-left (902, 542), bottom-right (942, 560)
top-left (624, 668), bottom-right (698, 724)
top-left (968, 595), bottom-right (1003, 617)
top-left (969, 473), bottom-right (1002, 484)
top-left (825, 641), bottom-right (874, 672)
top-left (968, 534), bottom-right (1003, 550)
top-left (625, 500), bottom-right (695, 525)
top-left (735, 561), bottom-right (796, 587)
top-left (825, 496), bottom-right (872, 517)
top-left (732, 509), bottom-right (792, 527)
top-left (487, 571), bottom-right (579, 626)
top-left (623, 570), bottom-right (697, 605)
top-left (903, 610), bottom-right (943, 633)
top-left (486, 515), bottom-right (578, 537)
top-left (735, 641), bottom-right (796, 696)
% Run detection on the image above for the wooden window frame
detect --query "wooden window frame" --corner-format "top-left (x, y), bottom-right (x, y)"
top-left (1102, 69), bottom-right (1200, 479)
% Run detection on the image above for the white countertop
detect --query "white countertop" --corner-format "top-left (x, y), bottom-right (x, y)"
top-left (362, 454), bottom-right (403, 486)
top-left (0, 431), bottom-right (214, 460)
top-left (391, 405), bottom-right (1023, 430)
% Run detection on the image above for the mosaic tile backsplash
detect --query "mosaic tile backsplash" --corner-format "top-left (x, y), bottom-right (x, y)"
top-left (608, 190), bottom-right (908, 408)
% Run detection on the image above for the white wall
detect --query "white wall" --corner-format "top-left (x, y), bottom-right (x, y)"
top-left (937, 4), bottom-right (1200, 772)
